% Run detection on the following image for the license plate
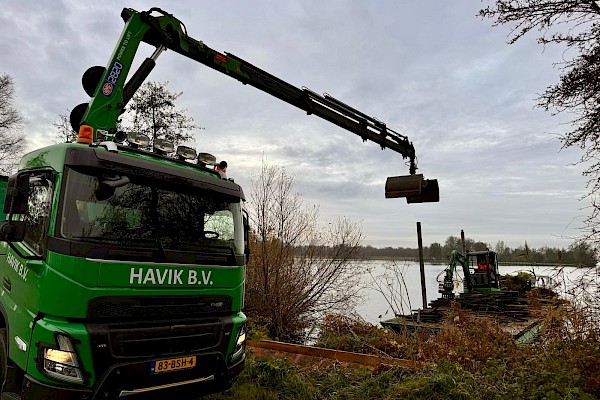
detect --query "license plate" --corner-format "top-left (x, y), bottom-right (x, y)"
top-left (151, 356), bottom-right (196, 374)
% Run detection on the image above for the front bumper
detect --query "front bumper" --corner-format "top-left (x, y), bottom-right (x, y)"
top-left (21, 352), bottom-right (245, 400)
top-left (25, 313), bottom-right (246, 400)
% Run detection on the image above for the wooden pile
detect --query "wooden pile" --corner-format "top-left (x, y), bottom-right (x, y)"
top-left (413, 291), bottom-right (531, 323)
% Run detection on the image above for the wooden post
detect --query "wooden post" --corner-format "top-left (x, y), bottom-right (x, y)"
top-left (417, 222), bottom-right (427, 309)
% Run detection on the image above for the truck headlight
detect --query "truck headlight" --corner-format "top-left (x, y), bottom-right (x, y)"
top-left (231, 324), bottom-right (246, 361)
top-left (41, 335), bottom-right (84, 384)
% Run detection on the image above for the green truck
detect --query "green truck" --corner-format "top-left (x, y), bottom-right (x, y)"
top-left (0, 140), bottom-right (248, 400)
top-left (0, 7), bottom-right (438, 399)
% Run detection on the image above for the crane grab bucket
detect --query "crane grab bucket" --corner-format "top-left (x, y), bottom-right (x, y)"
top-left (385, 174), bottom-right (439, 203)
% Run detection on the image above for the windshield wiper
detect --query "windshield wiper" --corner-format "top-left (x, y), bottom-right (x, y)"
top-left (71, 236), bottom-right (120, 243)
top-left (72, 235), bottom-right (167, 260)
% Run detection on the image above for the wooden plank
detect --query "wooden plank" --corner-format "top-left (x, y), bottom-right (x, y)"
top-left (247, 340), bottom-right (420, 370)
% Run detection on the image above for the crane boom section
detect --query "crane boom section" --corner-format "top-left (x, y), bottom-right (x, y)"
top-left (81, 11), bottom-right (151, 139)
top-left (81, 8), bottom-right (416, 165)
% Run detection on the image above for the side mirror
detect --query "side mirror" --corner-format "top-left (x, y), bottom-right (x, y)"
top-left (3, 173), bottom-right (29, 215)
top-left (242, 209), bottom-right (250, 264)
top-left (0, 221), bottom-right (26, 242)
top-left (385, 174), bottom-right (439, 203)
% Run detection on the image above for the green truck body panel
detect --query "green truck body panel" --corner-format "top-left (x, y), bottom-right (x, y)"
top-left (6, 250), bottom-right (244, 318)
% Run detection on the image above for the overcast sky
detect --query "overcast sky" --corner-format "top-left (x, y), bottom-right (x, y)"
top-left (0, 0), bottom-right (592, 249)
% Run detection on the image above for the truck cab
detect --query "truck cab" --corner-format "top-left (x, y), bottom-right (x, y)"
top-left (0, 142), bottom-right (248, 399)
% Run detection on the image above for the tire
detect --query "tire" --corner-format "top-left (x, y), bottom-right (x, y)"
top-left (0, 328), bottom-right (19, 399)
top-left (0, 328), bottom-right (7, 394)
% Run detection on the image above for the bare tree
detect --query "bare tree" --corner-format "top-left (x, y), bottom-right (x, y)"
top-left (53, 111), bottom-right (77, 143)
top-left (122, 81), bottom-right (197, 147)
top-left (368, 261), bottom-right (413, 318)
top-left (479, 1), bottom-right (600, 247)
top-left (0, 74), bottom-right (25, 173)
top-left (245, 162), bottom-right (364, 340)
top-left (480, 0), bottom-right (600, 330)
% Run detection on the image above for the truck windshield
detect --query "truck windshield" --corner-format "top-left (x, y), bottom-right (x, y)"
top-left (59, 167), bottom-right (244, 263)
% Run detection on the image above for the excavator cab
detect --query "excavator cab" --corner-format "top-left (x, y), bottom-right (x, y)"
top-left (469, 250), bottom-right (500, 291)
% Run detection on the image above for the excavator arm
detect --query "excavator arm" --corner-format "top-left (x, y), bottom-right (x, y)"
top-left (448, 250), bottom-right (474, 292)
top-left (439, 250), bottom-right (474, 298)
top-left (71, 7), bottom-right (438, 203)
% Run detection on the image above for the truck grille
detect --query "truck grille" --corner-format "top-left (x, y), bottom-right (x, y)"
top-left (108, 320), bottom-right (223, 357)
top-left (88, 295), bottom-right (232, 320)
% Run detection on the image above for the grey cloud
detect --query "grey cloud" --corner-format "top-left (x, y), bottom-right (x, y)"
top-left (0, 0), bottom-right (590, 248)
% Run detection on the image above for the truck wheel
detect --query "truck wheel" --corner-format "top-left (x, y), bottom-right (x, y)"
top-left (0, 328), bottom-right (20, 400)
top-left (0, 328), bottom-right (7, 393)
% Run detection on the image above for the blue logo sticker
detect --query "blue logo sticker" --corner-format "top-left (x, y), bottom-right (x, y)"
top-left (102, 61), bottom-right (123, 97)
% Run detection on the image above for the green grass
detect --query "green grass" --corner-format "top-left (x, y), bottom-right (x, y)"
top-left (205, 351), bottom-right (598, 400)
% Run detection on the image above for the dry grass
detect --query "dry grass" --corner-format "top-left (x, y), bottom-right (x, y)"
top-left (317, 306), bottom-right (521, 373)
top-left (210, 295), bottom-right (600, 399)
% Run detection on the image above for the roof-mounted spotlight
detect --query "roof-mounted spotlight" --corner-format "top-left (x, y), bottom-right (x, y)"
top-left (176, 145), bottom-right (197, 161)
top-left (114, 131), bottom-right (127, 144)
top-left (153, 139), bottom-right (174, 155)
top-left (197, 152), bottom-right (216, 167)
top-left (127, 132), bottom-right (150, 149)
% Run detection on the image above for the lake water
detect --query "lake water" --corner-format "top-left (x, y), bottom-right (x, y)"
top-left (355, 260), bottom-right (593, 324)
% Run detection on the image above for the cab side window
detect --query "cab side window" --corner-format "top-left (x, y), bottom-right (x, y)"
top-left (23, 172), bottom-right (54, 255)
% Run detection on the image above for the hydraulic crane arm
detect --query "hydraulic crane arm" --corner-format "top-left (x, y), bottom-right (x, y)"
top-left (72, 7), bottom-right (438, 202)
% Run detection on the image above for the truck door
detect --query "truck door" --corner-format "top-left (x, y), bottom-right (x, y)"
top-left (1, 170), bottom-right (55, 368)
